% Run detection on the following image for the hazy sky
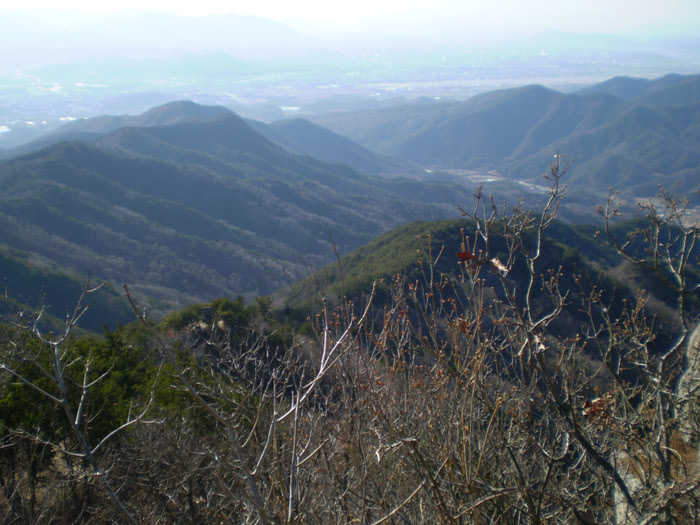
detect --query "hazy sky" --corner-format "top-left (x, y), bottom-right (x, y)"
top-left (2, 0), bottom-right (700, 38)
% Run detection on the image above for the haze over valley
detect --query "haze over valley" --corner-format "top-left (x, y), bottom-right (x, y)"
top-left (2, 6), bottom-right (700, 146)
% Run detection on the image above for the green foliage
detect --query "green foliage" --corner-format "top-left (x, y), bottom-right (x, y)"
top-left (210, 296), bottom-right (249, 327)
top-left (159, 296), bottom-right (251, 333)
top-left (0, 330), bottom-right (60, 437)
top-left (68, 330), bottom-right (159, 440)
top-left (159, 302), bottom-right (210, 331)
top-left (0, 326), bottom-right (158, 444)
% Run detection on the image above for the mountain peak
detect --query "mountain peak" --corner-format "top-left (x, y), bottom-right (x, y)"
top-left (135, 100), bottom-right (233, 127)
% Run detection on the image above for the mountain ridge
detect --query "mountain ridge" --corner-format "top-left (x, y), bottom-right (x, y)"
top-left (3, 75), bottom-right (699, 324)
top-left (0, 109), bottom-right (469, 319)
top-left (311, 74), bottom-right (700, 198)
top-left (247, 117), bottom-right (416, 175)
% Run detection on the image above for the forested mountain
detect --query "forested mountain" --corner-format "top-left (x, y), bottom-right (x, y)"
top-left (2, 74), bottom-right (699, 326)
top-left (1, 69), bottom-right (699, 524)
top-left (3, 101), bottom-right (416, 176)
top-left (575, 72), bottom-right (691, 101)
top-left (0, 106), bottom-right (472, 321)
top-left (0, 100), bottom-right (231, 159)
top-left (10, 74), bottom-right (700, 203)
top-left (311, 73), bottom-right (700, 198)
top-left (282, 217), bottom-right (645, 316)
top-left (246, 117), bottom-right (415, 175)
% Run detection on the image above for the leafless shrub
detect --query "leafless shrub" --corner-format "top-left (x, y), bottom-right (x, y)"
top-left (2, 159), bottom-right (698, 524)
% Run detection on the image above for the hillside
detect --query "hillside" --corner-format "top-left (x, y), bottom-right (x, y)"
top-left (0, 245), bottom-right (132, 332)
top-left (281, 214), bottom-right (699, 365)
top-left (0, 100), bottom-right (231, 159)
top-left (0, 107), bottom-right (475, 321)
top-left (575, 72), bottom-right (690, 101)
top-left (247, 117), bottom-right (415, 175)
top-left (311, 74), bottom-right (700, 200)
top-left (3, 101), bottom-right (417, 176)
top-left (282, 218), bottom-right (624, 307)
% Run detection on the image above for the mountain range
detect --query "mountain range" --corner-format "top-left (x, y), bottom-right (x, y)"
top-left (311, 72), bottom-right (700, 200)
top-left (2, 101), bottom-right (413, 176)
top-left (0, 101), bottom-right (471, 323)
top-left (1, 73), bottom-right (698, 327)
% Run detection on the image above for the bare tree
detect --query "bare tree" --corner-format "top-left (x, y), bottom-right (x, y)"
top-left (4, 159), bottom-right (697, 524)
top-left (123, 283), bottom-right (376, 524)
top-left (596, 183), bottom-right (700, 522)
top-left (322, 157), bottom-right (700, 523)
top-left (0, 278), bottom-right (156, 524)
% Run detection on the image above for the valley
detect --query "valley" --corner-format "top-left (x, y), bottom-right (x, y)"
top-left (1, 71), bottom-right (699, 327)
top-left (1, 6), bottom-right (699, 522)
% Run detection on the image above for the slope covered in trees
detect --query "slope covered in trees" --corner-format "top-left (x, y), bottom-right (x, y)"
top-left (1, 164), bottom-right (698, 523)
top-left (311, 73), bottom-right (700, 199)
top-left (0, 106), bottom-right (474, 320)
top-left (247, 117), bottom-right (415, 175)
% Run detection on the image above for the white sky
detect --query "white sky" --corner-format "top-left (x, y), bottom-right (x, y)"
top-left (2, 0), bottom-right (699, 37)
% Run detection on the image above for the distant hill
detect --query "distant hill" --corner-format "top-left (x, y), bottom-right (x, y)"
top-left (247, 117), bottom-right (416, 175)
top-left (0, 104), bottom-right (474, 322)
top-left (5, 102), bottom-right (416, 176)
top-left (633, 74), bottom-right (700, 108)
top-left (3, 101), bottom-right (231, 158)
top-left (576, 73), bottom-right (691, 101)
top-left (311, 74), bottom-right (700, 199)
top-left (3, 101), bottom-right (413, 175)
